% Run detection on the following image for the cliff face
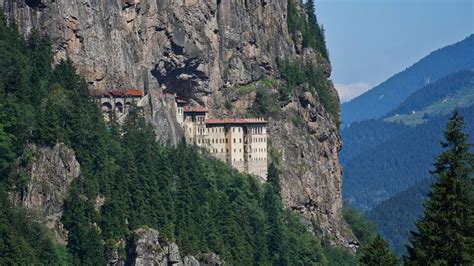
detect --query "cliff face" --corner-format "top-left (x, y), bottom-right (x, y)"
top-left (117, 228), bottom-right (223, 266)
top-left (3, 0), bottom-right (292, 97)
top-left (3, 0), bottom-right (353, 247)
top-left (12, 143), bottom-right (80, 245)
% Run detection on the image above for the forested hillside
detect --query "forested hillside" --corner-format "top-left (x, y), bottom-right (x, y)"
top-left (342, 70), bottom-right (474, 165)
top-left (387, 70), bottom-right (474, 117)
top-left (368, 178), bottom-right (433, 256)
top-left (342, 70), bottom-right (474, 256)
top-left (341, 120), bottom-right (407, 163)
top-left (0, 12), bottom-right (365, 265)
top-left (343, 105), bottom-right (474, 210)
top-left (0, 191), bottom-right (68, 264)
top-left (342, 35), bottom-right (474, 125)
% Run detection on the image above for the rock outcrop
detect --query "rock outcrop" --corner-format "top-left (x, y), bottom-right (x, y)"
top-left (2, 0), bottom-right (292, 97)
top-left (270, 89), bottom-right (354, 248)
top-left (3, 0), bottom-right (353, 247)
top-left (12, 143), bottom-right (80, 244)
top-left (118, 228), bottom-right (223, 266)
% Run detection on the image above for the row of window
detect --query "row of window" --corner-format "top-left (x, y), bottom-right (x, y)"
top-left (208, 148), bottom-right (244, 154)
top-left (198, 127), bottom-right (239, 134)
top-left (250, 127), bottom-right (265, 134)
top-left (195, 127), bottom-right (267, 138)
top-left (197, 138), bottom-right (249, 144)
top-left (196, 116), bottom-right (205, 123)
top-left (197, 137), bottom-right (267, 144)
top-left (227, 157), bottom-right (266, 162)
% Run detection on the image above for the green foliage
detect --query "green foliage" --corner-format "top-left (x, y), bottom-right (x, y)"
top-left (368, 178), bottom-right (432, 256)
top-left (359, 235), bottom-right (398, 266)
top-left (251, 87), bottom-right (280, 116)
top-left (278, 58), bottom-right (340, 124)
top-left (0, 190), bottom-right (66, 265)
top-left (322, 245), bottom-right (357, 266)
top-left (343, 206), bottom-right (377, 247)
top-left (343, 105), bottom-right (474, 210)
top-left (287, 0), bottom-right (329, 60)
top-left (0, 13), bottom-right (356, 265)
top-left (385, 70), bottom-right (474, 125)
top-left (224, 99), bottom-right (232, 110)
top-left (405, 111), bottom-right (474, 265)
top-left (0, 124), bottom-right (15, 178)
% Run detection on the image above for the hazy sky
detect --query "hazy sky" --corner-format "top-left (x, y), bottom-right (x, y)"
top-left (315, 0), bottom-right (474, 102)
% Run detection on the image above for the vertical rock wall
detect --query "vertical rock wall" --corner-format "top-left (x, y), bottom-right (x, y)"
top-left (12, 143), bottom-right (80, 245)
top-left (3, 0), bottom-right (354, 248)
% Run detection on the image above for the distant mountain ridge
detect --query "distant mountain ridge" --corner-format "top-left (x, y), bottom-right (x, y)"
top-left (384, 70), bottom-right (474, 125)
top-left (342, 35), bottom-right (474, 126)
top-left (343, 74), bottom-right (474, 209)
top-left (387, 70), bottom-right (474, 117)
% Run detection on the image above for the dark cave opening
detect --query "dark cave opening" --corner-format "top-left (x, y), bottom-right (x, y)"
top-left (25, 0), bottom-right (42, 8)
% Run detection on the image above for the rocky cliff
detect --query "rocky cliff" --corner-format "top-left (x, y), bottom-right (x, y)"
top-left (3, 0), bottom-right (353, 248)
top-left (114, 228), bottom-right (223, 266)
top-left (12, 143), bottom-right (80, 245)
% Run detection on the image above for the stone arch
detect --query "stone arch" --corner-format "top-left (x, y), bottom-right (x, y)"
top-left (101, 102), bottom-right (113, 112)
top-left (115, 102), bottom-right (124, 113)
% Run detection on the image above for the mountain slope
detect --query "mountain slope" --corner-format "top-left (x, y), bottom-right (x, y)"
top-left (341, 119), bottom-right (407, 164)
top-left (3, 0), bottom-right (352, 248)
top-left (0, 17), bottom-right (357, 264)
top-left (343, 105), bottom-right (474, 210)
top-left (368, 178), bottom-right (433, 256)
top-left (341, 35), bottom-right (474, 125)
top-left (384, 70), bottom-right (474, 125)
top-left (387, 70), bottom-right (474, 116)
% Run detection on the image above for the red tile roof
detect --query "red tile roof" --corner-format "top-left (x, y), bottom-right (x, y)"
top-left (205, 118), bottom-right (268, 125)
top-left (127, 89), bottom-right (145, 97)
top-left (89, 88), bottom-right (144, 97)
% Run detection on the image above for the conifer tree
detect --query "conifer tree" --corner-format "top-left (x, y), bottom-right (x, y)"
top-left (267, 162), bottom-right (281, 193)
top-left (405, 110), bottom-right (474, 265)
top-left (0, 124), bottom-right (14, 177)
top-left (359, 235), bottom-right (398, 266)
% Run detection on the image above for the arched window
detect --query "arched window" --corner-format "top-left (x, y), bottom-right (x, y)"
top-left (115, 102), bottom-right (124, 113)
top-left (101, 102), bottom-right (113, 112)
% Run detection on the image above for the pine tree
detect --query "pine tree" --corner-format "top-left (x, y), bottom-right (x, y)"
top-left (0, 124), bottom-right (14, 177)
top-left (267, 162), bottom-right (281, 193)
top-left (405, 110), bottom-right (474, 265)
top-left (359, 235), bottom-right (398, 266)
top-left (305, 0), bottom-right (318, 29)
